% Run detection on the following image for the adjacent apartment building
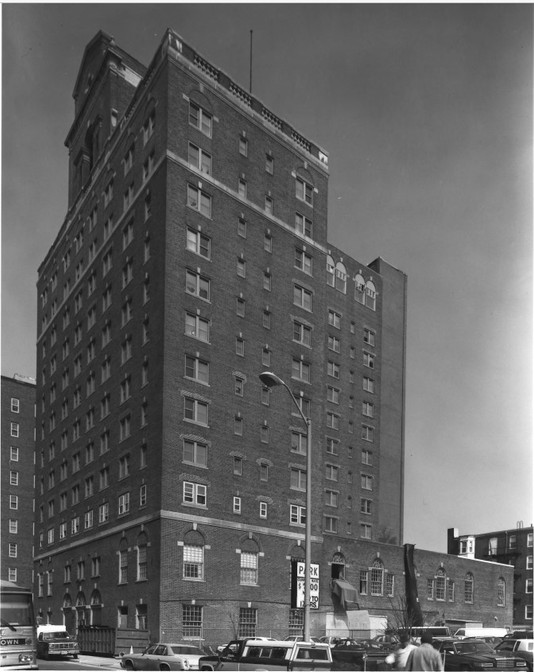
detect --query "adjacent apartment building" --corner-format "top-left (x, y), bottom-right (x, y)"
top-left (1, 374), bottom-right (36, 587)
top-left (448, 525), bottom-right (533, 627)
top-left (33, 29), bottom-right (512, 645)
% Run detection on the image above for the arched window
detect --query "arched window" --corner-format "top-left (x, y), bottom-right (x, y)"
top-left (335, 262), bottom-right (347, 294)
top-left (62, 593), bottom-right (72, 609)
top-left (90, 589), bottom-right (102, 626)
top-left (355, 275), bottom-right (365, 304)
top-left (119, 538), bottom-right (128, 584)
top-left (464, 572), bottom-right (474, 603)
top-left (183, 529), bottom-right (205, 580)
top-left (326, 256), bottom-right (335, 287)
top-left (240, 537), bottom-right (260, 586)
top-left (497, 577), bottom-right (506, 606)
top-left (371, 558), bottom-right (384, 596)
top-left (435, 568), bottom-right (446, 601)
top-left (365, 281), bottom-right (376, 310)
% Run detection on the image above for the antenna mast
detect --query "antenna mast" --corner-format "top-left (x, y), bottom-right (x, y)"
top-left (249, 30), bottom-right (253, 93)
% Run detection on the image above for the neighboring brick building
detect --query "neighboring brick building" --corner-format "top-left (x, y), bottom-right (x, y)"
top-left (32, 29), bottom-right (512, 646)
top-left (448, 525), bottom-right (533, 627)
top-left (1, 374), bottom-right (36, 587)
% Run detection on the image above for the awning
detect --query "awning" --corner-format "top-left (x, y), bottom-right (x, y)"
top-left (332, 579), bottom-right (359, 611)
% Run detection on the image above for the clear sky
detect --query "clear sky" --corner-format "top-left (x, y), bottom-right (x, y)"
top-left (2, 3), bottom-right (532, 553)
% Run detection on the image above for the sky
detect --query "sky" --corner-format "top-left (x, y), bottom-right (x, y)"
top-left (2, 3), bottom-right (532, 554)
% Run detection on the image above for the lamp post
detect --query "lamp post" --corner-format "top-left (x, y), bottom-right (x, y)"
top-left (259, 371), bottom-right (312, 641)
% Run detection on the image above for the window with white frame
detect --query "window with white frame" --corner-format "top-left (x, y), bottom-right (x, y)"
top-left (291, 431), bottom-right (307, 455)
top-left (233, 496), bottom-right (241, 514)
top-left (185, 312), bottom-right (210, 342)
top-left (290, 504), bottom-right (306, 526)
top-left (295, 212), bottom-right (312, 237)
top-left (183, 544), bottom-right (204, 580)
top-left (188, 143), bottom-right (211, 174)
top-left (189, 101), bottom-right (212, 136)
top-left (296, 176), bottom-right (313, 205)
top-left (186, 228), bottom-right (211, 259)
top-left (183, 481), bottom-right (207, 507)
top-left (295, 248), bottom-right (312, 275)
top-left (293, 320), bottom-right (312, 347)
top-left (187, 185), bottom-right (212, 217)
top-left (184, 397), bottom-right (209, 425)
top-left (183, 439), bottom-right (208, 468)
top-left (293, 285), bottom-right (313, 311)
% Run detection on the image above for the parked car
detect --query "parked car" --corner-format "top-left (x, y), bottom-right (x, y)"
top-left (284, 636), bottom-right (321, 643)
top-left (495, 638), bottom-right (534, 671)
top-left (216, 637), bottom-right (275, 653)
top-left (120, 643), bottom-right (205, 670)
top-left (332, 639), bottom-right (386, 671)
top-left (318, 636), bottom-right (341, 648)
top-left (434, 638), bottom-right (528, 671)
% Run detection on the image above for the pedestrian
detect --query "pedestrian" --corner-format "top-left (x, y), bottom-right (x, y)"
top-left (405, 631), bottom-right (444, 671)
top-left (385, 633), bottom-right (417, 670)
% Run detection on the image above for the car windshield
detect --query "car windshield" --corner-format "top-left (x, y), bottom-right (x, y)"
top-left (169, 645), bottom-right (203, 655)
top-left (455, 642), bottom-right (494, 655)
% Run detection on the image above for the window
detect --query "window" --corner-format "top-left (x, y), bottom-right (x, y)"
top-left (361, 449), bottom-right (372, 465)
top-left (183, 481), bottom-right (207, 507)
top-left (118, 492), bottom-right (130, 515)
top-left (265, 154), bottom-right (274, 174)
top-left (364, 328), bottom-right (376, 346)
top-left (259, 501), bottom-right (268, 519)
top-left (188, 143), bottom-right (211, 174)
top-left (327, 386), bottom-right (340, 404)
top-left (184, 398), bottom-right (208, 425)
top-left (143, 111), bottom-right (155, 144)
top-left (236, 297), bottom-right (245, 317)
top-left (187, 185), bottom-right (212, 217)
top-left (293, 321), bottom-right (312, 347)
top-left (362, 401), bottom-right (374, 418)
top-left (139, 484), bottom-right (147, 506)
top-left (263, 272), bottom-right (271, 291)
top-left (264, 232), bottom-right (272, 252)
top-left (91, 556), bottom-right (101, 577)
top-left (233, 496), bottom-right (241, 514)
top-left (325, 490), bottom-right (338, 508)
top-left (186, 229), bottom-right (211, 260)
top-left (363, 377), bottom-right (375, 393)
top-left (324, 516), bottom-right (338, 533)
top-left (236, 337), bottom-right (245, 357)
top-left (10, 423), bottom-right (19, 438)
top-left (361, 474), bottom-right (373, 490)
top-left (189, 101), bottom-right (212, 136)
top-left (327, 361), bottom-right (340, 379)
top-left (238, 178), bottom-right (247, 199)
top-left (10, 398), bottom-right (20, 413)
top-left (294, 285), bottom-right (313, 311)
top-left (290, 468), bottom-right (306, 491)
top-left (233, 456), bottom-right (243, 475)
top-left (84, 510), bottom-right (94, 529)
top-left (325, 464), bottom-right (339, 481)
top-left (328, 309), bottom-right (341, 329)
top-left (497, 577), bottom-right (506, 606)
top-left (238, 608), bottom-right (257, 639)
top-left (326, 412), bottom-right (340, 430)
top-left (361, 498), bottom-right (372, 515)
top-left (295, 249), bottom-right (312, 275)
top-left (239, 136), bottom-right (248, 156)
top-left (119, 454), bottom-right (130, 479)
top-left (9, 519), bottom-right (18, 534)
top-left (360, 570), bottom-right (369, 595)
top-left (464, 572), bottom-right (474, 603)
top-left (265, 195), bottom-right (273, 214)
top-left (10, 446), bottom-right (19, 461)
top-left (98, 502), bottom-right (109, 523)
top-left (362, 425), bottom-right (374, 442)
top-left (8, 543), bottom-right (18, 558)
top-left (435, 568), bottom-right (446, 601)
top-left (240, 551), bottom-right (258, 585)
top-left (328, 335), bottom-right (340, 352)
top-left (295, 213), bottom-right (312, 237)
top-left (360, 524), bottom-right (372, 539)
top-left (263, 310), bottom-right (271, 329)
top-left (183, 439), bottom-right (208, 468)
top-left (183, 605), bottom-right (203, 638)
top-left (292, 358), bottom-right (310, 383)
top-left (326, 437), bottom-right (339, 455)
top-left (119, 549), bottom-right (128, 584)
top-left (237, 258), bottom-right (246, 277)
top-left (291, 431), bottom-right (307, 455)
top-left (185, 354), bottom-right (209, 384)
top-left (186, 269), bottom-right (210, 300)
top-left (185, 312), bottom-right (210, 342)
top-left (290, 504), bottom-right (306, 526)
top-left (296, 177), bottom-right (313, 205)
top-left (183, 544), bottom-right (204, 580)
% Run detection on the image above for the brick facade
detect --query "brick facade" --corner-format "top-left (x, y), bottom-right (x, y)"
top-left (32, 29), bottom-right (512, 646)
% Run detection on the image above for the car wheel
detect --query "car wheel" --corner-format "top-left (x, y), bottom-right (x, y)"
top-left (158, 665), bottom-right (170, 671)
top-left (123, 661), bottom-right (134, 670)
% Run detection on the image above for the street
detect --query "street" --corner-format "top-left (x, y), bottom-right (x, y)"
top-left (37, 654), bottom-right (122, 671)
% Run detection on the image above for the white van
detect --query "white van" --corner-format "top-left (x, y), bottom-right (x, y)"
top-left (454, 627), bottom-right (508, 640)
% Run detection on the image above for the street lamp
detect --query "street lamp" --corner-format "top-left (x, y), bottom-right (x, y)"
top-left (259, 371), bottom-right (313, 641)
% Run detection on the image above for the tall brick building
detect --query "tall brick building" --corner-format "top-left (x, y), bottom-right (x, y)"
top-left (1, 374), bottom-right (36, 587)
top-left (33, 29), bottom-right (512, 645)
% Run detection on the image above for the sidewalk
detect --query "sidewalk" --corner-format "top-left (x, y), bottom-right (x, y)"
top-left (77, 654), bottom-right (124, 669)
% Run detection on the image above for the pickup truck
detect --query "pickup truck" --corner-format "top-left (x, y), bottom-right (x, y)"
top-left (36, 624), bottom-right (79, 659)
top-left (198, 638), bottom-right (332, 670)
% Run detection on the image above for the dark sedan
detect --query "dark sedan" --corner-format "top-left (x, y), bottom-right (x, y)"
top-left (435, 638), bottom-right (528, 671)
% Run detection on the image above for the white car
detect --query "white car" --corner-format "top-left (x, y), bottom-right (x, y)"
top-left (120, 643), bottom-right (205, 670)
